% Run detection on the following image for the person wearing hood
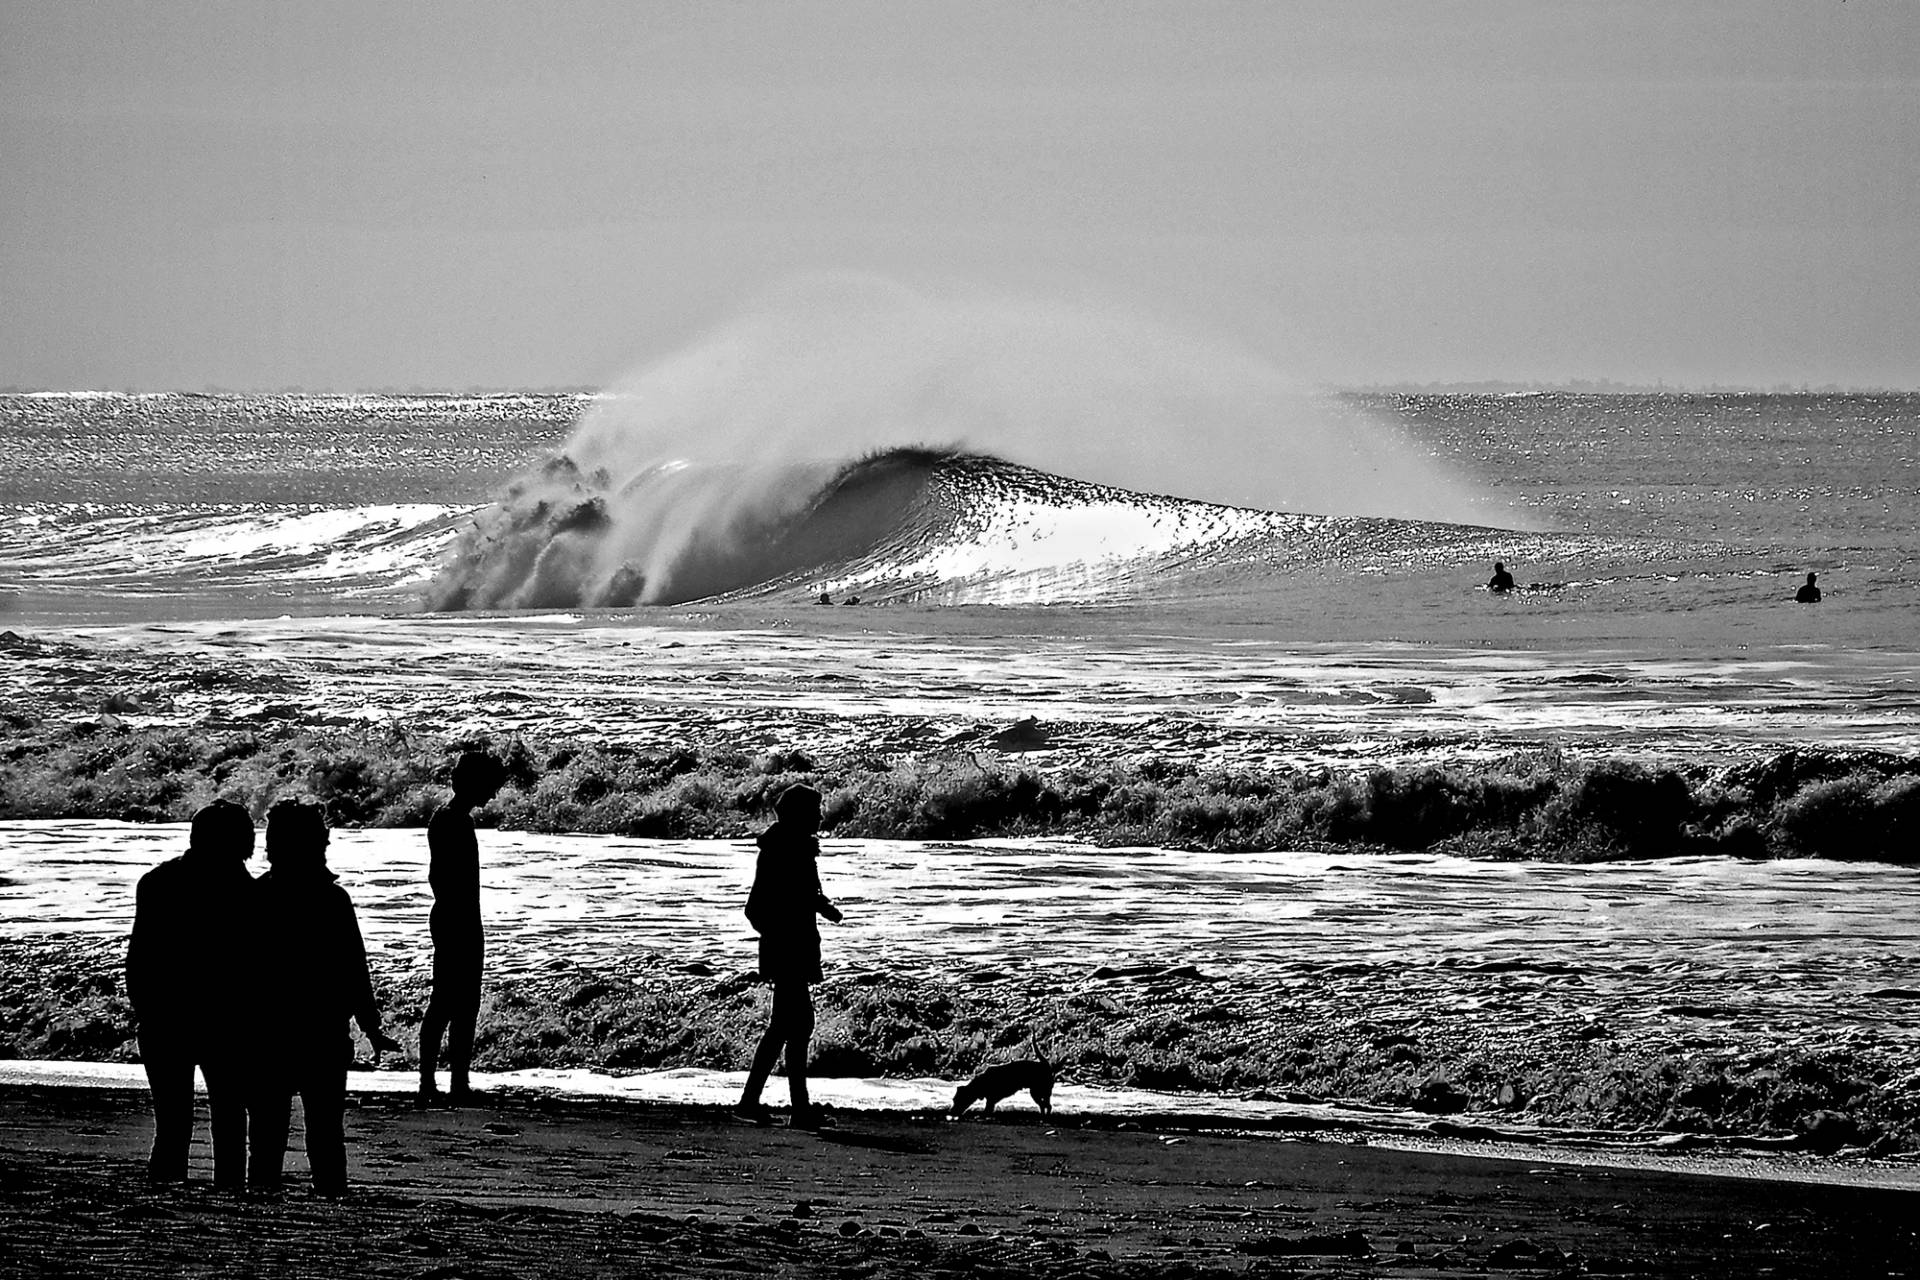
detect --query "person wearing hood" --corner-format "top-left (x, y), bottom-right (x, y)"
top-left (125, 799), bottom-right (258, 1187)
top-left (735, 783), bottom-right (843, 1129)
top-left (247, 799), bottom-right (400, 1196)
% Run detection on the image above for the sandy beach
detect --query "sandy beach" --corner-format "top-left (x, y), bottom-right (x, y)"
top-left (4, 1075), bottom-right (1918, 1279)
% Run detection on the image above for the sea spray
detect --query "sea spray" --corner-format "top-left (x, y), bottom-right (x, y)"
top-left (428, 274), bottom-right (1499, 608)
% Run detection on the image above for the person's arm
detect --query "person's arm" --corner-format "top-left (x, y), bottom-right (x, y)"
top-left (124, 874), bottom-right (153, 1020)
top-left (429, 811), bottom-right (481, 905)
top-left (339, 893), bottom-right (401, 1057)
top-left (812, 857), bottom-right (843, 924)
top-left (745, 873), bottom-right (769, 933)
top-left (426, 811), bottom-right (450, 899)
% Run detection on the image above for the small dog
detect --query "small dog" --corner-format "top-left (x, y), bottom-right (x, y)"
top-left (951, 1057), bottom-right (1055, 1118)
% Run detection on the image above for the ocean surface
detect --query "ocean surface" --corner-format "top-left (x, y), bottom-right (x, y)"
top-left (3, 390), bottom-right (1918, 1138)
top-left (1, 391), bottom-right (1915, 645)
top-left (6, 817), bottom-right (1919, 1157)
top-left (3, 390), bottom-right (1916, 758)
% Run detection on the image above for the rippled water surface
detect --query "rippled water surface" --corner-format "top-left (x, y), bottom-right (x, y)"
top-left (8, 822), bottom-right (1919, 1057)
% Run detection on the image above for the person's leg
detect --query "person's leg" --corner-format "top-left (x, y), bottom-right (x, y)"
top-left (199, 1052), bottom-right (249, 1191)
top-left (447, 953), bottom-right (482, 1096)
top-left (781, 983), bottom-right (816, 1113)
top-left (741, 1019), bottom-right (784, 1107)
top-left (739, 980), bottom-right (796, 1113)
top-left (301, 1045), bottom-right (350, 1196)
top-left (138, 1033), bottom-right (194, 1183)
top-left (418, 989), bottom-right (448, 1095)
top-left (248, 1076), bottom-right (292, 1192)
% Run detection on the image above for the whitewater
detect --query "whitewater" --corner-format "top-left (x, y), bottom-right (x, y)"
top-left (3, 384), bottom-right (1919, 1169)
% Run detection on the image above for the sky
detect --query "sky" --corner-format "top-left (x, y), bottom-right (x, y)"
top-left (3, 0), bottom-right (1917, 391)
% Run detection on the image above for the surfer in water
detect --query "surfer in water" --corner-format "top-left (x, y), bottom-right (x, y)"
top-left (1795, 572), bottom-right (1822, 603)
top-left (1487, 561), bottom-right (1516, 593)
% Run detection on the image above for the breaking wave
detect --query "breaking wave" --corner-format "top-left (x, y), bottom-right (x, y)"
top-left (424, 274), bottom-right (1565, 610)
top-left (425, 446), bottom-right (1607, 609)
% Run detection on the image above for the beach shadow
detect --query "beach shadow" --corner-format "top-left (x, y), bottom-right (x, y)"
top-left (812, 1129), bottom-right (935, 1155)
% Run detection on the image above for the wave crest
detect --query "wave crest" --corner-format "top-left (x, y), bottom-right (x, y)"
top-left (426, 447), bottom-right (954, 609)
top-left (426, 445), bottom-right (1597, 609)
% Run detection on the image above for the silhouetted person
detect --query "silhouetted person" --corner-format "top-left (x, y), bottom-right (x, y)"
top-left (736, 784), bottom-right (842, 1129)
top-left (1796, 572), bottom-right (1822, 603)
top-left (1488, 561), bottom-right (1516, 592)
top-left (248, 800), bottom-right (400, 1196)
top-left (125, 799), bottom-right (257, 1187)
top-left (418, 750), bottom-right (507, 1105)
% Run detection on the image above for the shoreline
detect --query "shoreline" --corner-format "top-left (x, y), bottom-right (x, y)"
top-left (8, 919), bottom-right (1920, 1161)
top-left (3, 1078), bottom-right (1916, 1279)
top-left (7, 1059), bottom-right (1919, 1192)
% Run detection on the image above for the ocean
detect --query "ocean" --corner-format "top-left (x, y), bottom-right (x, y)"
top-left (2, 390), bottom-right (1918, 1150)
top-left (2, 390), bottom-right (1913, 632)
top-left (3, 390), bottom-right (1915, 753)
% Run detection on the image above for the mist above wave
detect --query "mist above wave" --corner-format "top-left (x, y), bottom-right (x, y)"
top-left (427, 275), bottom-right (1498, 609)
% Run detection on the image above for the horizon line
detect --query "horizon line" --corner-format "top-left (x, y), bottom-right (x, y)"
top-left (3, 381), bottom-right (1915, 398)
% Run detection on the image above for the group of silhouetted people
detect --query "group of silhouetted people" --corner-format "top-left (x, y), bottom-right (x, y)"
top-left (125, 796), bottom-right (400, 1194)
top-left (127, 752), bottom-right (841, 1192)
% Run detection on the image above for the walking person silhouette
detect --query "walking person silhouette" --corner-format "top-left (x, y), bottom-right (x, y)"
top-left (248, 800), bottom-right (401, 1196)
top-left (418, 750), bottom-right (507, 1106)
top-left (125, 799), bottom-right (258, 1188)
top-left (736, 784), bottom-right (843, 1130)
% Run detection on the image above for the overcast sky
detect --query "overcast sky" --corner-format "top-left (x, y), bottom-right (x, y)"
top-left (3, 1), bottom-right (1915, 391)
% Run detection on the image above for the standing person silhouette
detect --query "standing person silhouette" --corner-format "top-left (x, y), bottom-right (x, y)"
top-left (248, 800), bottom-right (400, 1196)
top-left (1488, 561), bottom-right (1516, 592)
top-left (125, 799), bottom-right (258, 1188)
top-left (1795, 572), bottom-right (1822, 603)
top-left (418, 750), bottom-right (507, 1106)
top-left (736, 783), bottom-right (843, 1130)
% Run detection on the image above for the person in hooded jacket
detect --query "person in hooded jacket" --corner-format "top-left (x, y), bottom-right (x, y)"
top-left (125, 799), bottom-right (258, 1187)
top-left (735, 784), bottom-right (843, 1129)
top-left (247, 799), bottom-right (400, 1195)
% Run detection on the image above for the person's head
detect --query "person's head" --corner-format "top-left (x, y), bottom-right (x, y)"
top-left (187, 799), bottom-right (254, 863)
top-left (450, 750), bottom-right (508, 804)
top-left (1494, 561), bottom-right (1505, 572)
top-left (773, 783), bottom-right (823, 833)
top-left (1807, 572), bottom-right (1818, 584)
top-left (264, 799), bottom-right (331, 876)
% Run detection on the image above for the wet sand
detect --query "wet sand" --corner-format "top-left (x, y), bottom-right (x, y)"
top-left (3, 1081), bottom-right (1917, 1279)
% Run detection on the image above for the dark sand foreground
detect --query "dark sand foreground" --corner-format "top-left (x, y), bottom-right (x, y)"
top-left (2, 1084), bottom-right (1915, 1279)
